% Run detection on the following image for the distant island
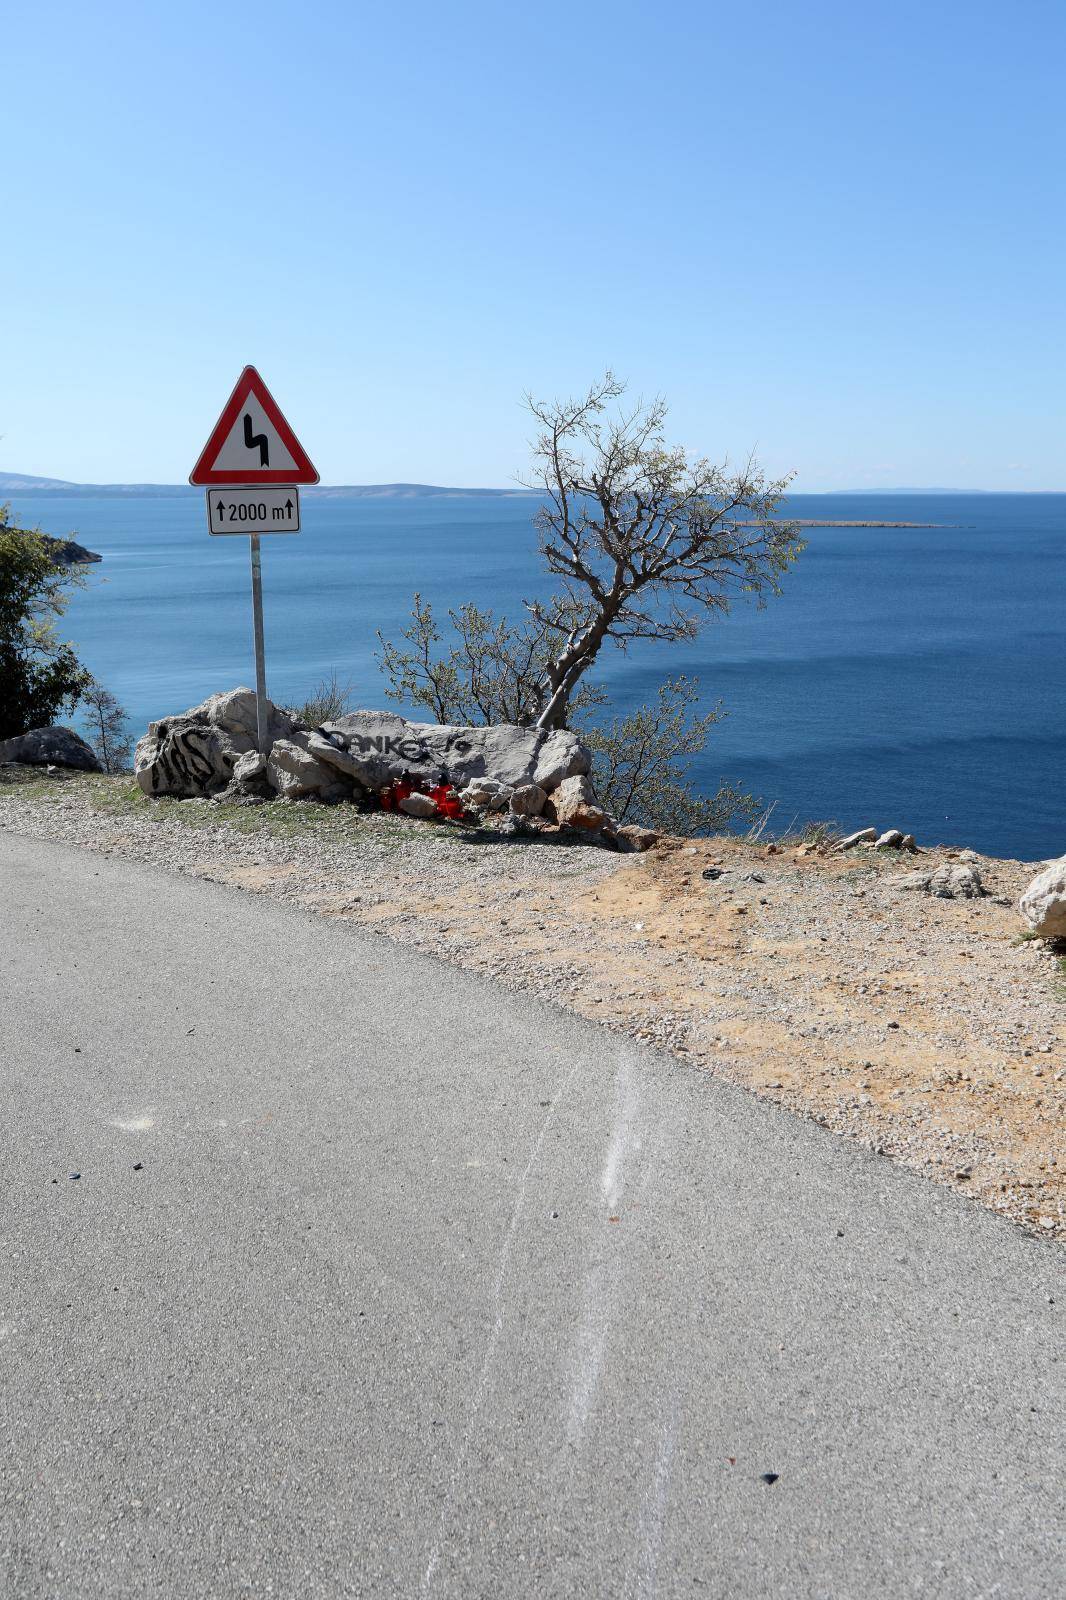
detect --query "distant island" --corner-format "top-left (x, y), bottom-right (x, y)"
top-left (0, 472), bottom-right (532, 500)
top-left (826, 486), bottom-right (984, 495)
top-left (770, 519), bottom-right (951, 528)
top-left (1, 472), bottom-right (949, 526)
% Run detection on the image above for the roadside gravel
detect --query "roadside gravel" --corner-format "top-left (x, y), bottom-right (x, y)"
top-left (3, 768), bottom-right (1063, 1239)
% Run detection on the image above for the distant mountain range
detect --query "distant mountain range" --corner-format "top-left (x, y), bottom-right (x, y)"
top-left (0, 472), bottom-right (532, 500)
top-left (4, 472), bottom-right (1056, 501)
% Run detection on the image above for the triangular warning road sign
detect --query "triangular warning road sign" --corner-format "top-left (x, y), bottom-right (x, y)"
top-left (189, 366), bottom-right (319, 485)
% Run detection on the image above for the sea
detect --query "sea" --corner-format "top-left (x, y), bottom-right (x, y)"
top-left (5, 490), bottom-right (1064, 862)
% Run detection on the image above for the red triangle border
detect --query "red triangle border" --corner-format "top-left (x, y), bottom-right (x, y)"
top-left (189, 366), bottom-right (320, 485)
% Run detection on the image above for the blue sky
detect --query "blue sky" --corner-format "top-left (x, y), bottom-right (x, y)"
top-left (4, 0), bottom-right (1064, 489)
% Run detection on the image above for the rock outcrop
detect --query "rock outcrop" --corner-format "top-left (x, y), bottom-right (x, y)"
top-left (134, 688), bottom-right (347, 800)
top-left (1019, 857), bottom-right (1066, 938)
top-left (312, 710), bottom-right (589, 794)
top-left (891, 863), bottom-right (985, 899)
top-left (0, 726), bottom-right (101, 772)
top-left (133, 692), bottom-right (597, 824)
top-left (41, 535), bottom-right (102, 566)
top-left (840, 827), bottom-right (918, 853)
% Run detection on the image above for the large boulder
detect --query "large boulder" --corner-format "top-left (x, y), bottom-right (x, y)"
top-left (135, 688), bottom-right (301, 798)
top-left (543, 773), bottom-right (607, 830)
top-left (314, 710), bottom-right (590, 795)
top-left (266, 733), bottom-right (355, 801)
top-left (1019, 856), bottom-right (1066, 938)
top-left (0, 726), bottom-right (100, 772)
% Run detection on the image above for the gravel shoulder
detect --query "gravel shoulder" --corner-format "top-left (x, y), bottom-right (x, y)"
top-left (3, 768), bottom-right (1063, 1239)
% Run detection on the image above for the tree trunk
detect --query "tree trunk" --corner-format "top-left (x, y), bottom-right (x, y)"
top-left (534, 601), bottom-right (619, 730)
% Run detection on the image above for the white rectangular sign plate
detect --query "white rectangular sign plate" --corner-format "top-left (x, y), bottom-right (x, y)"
top-left (206, 486), bottom-right (300, 536)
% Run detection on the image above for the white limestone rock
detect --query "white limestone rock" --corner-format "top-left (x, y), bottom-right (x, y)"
top-left (1019, 856), bottom-right (1066, 938)
top-left (459, 779), bottom-right (512, 812)
top-left (399, 792), bottom-right (438, 818)
top-left (135, 687), bottom-right (290, 797)
top-left (838, 827), bottom-right (877, 850)
top-left (316, 710), bottom-right (590, 795)
top-left (509, 783), bottom-right (547, 817)
top-left (543, 773), bottom-right (607, 831)
top-left (266, 733), bottom-right (354, 801)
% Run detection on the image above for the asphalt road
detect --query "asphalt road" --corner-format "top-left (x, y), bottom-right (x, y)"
top-left (1, 832), bottom-right (1062, 1598)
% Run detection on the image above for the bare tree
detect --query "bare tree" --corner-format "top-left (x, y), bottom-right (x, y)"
top-left (80, 680), bottom-right (133, 773)
top-left (379, 376), bottom-right (802, 730)
top-left (524, 374), bottom-right (801, 728)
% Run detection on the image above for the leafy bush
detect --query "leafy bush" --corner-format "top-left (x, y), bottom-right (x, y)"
top-left (0, 505), bottom-right (91, 738)
top-left (290, 670), bottom-right (356, 727)
top-left (578, 676), bottom-right (761, 837)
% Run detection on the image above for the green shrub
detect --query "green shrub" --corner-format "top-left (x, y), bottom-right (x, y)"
top-left (579, 675), bottom-right (760, 837)
top-left (0, 506), bottom-right (91, 737)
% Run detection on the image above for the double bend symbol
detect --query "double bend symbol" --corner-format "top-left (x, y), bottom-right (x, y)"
top-left (243, 413), bottom-right (269, 468)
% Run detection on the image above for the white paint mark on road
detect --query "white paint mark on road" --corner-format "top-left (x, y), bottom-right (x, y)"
top-left (568, 1053), bottom-right (646, 1445)
top-left (601, 1053), bottom-right (642, 1211)
top-left (567, 1266), bottom-right (610, 1445)
top-left (420, 1055), bottom-right (581, 1595)
top-left (110, 1114), bottom-right (156, 1132)
top-left (631, 1383), bottom-right (681, 1600)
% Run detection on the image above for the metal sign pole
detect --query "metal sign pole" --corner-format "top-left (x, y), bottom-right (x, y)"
top-left (248, 533), bottom-right (270, 755)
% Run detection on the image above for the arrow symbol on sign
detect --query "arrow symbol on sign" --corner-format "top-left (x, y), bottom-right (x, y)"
top-left (243, 413), bottom-right (269, 468)
top-left (285, 498), bottom-right (293, 515)
top-left (216, 499), bottom-right (226, 519)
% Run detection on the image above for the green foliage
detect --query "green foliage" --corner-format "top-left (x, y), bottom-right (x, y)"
top-left (79, 679), bottom-right (134, 773)
top-left (0, 505), bottom-right (91, 738)
top-left (578, 675), bottom-right (761, 837)
top-left (378, 592), bottom-right (606, 727)
top-left (290, 669), bottom-right (357, 727)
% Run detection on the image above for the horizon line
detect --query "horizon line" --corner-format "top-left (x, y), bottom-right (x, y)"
top-left (3, 472), bottom-right (1065, 497)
